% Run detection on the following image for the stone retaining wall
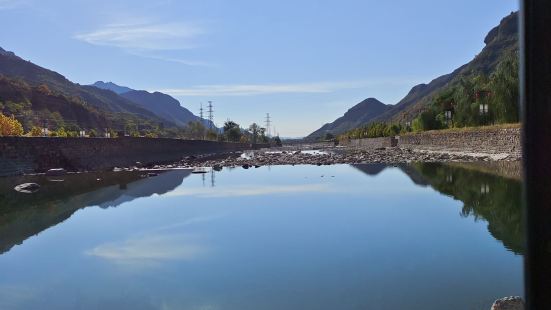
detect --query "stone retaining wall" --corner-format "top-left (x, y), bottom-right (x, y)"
top-left (398, 127), bottom-right (521, 156)
top-left (343, 127), bottom-right (521, 157)
top-left (0, 137), bottom-right (266, 176)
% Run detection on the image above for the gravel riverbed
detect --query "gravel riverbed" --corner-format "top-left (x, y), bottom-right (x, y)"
top-left (170, 147), bottom-right (520, 170)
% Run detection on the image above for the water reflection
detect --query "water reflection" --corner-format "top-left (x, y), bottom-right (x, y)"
top-left (352, 162), bottom-right (523, 254)
top-left (0, 170), bottom-right (191, 254)
top-left (407, 163), bottom-right (523, 254)
top-left (0, 162), bottom-right (523, 310)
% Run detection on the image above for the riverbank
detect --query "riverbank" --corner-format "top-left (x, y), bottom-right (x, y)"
top-left (168, 145), bottom-right (520, 170)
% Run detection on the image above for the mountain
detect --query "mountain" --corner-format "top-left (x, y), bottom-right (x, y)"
top-left (308, 11), bottom-right (519, 137)
top-left (0, 75), bottom-right (110, 130)
top-left (0, 47), bottom-right (172, 130)
top-left (376, 11), bottom-right (519, 124)
top-left (92, 81), bottom-right (133, 95)
top-left (307, 98), bottom-right (391, 139)
top-left (92, 81), bottom-right (208, 128)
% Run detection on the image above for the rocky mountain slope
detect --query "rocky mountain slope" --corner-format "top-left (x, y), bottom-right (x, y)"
top-left (308, 11), bottom-right (519, 138)
top-left (92, 81), bottom-right (209, 128)
top-left (308, 98), bottom-right (391, 138)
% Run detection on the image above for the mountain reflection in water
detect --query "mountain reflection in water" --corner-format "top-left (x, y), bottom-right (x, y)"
top-left (0, 170), bottom-right (191, 254)
top-left (0, 162), bottom-right (522, 256)
top-left (354, 162), bottom-right (523, 254)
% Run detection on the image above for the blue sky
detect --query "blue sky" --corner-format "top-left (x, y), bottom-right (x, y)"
top-left (0, 0), bottom-right (518, 137)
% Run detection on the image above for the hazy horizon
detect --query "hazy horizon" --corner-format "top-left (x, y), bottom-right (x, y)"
top-left (1, 0), bottom-right (518, 137)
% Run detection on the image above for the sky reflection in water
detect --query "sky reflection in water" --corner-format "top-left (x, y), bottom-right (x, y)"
top-left (0, 163), bottom-right (523, 310)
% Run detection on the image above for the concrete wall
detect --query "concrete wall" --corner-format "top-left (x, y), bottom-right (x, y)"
top-left (0, 137), bottom-right (266, 176)
top-left (398, 127), bottom-right (521, 156)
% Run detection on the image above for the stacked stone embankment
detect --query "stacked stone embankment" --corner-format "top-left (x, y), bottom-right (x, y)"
top-left (341, 127), bottom-right (521, 158)
top-left (398, 127), bottom-right (521, 156)
top-left (0, 137), bottom-right (267, 177)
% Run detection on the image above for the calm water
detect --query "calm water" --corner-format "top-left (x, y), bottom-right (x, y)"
top-left (0, 163), bottom-right (523, 310)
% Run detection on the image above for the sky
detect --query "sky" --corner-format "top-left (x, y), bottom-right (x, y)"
top-left (0, 0), bottom-right (518, 137)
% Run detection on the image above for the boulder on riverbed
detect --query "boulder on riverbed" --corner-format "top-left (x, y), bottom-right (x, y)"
top-left (14, 183), bottom-right (40, 193)
top-left (490, 296), bottom-right (524, 310)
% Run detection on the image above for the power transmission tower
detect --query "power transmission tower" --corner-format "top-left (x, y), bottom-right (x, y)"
top-left (207, 101), bottom-right (214, 130)
top-left (199, 103), bottom-right (206, 140)
top-left (265, 113), bottom-right (271, 137)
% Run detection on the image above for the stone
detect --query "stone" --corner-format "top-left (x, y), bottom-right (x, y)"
top-left (14, 183), bottom-right (40, 193)
top-left (46, 168), bottom-right (66, 176)
top-left (490, 296), bottom-right (525, 310)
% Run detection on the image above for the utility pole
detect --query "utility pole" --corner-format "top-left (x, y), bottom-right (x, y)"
top-left (207, 101), bottom-right (214, 130)
top-left (265, 113), bottom-right (271, 137)
top-left (199, 103), bottom-right (204, 120)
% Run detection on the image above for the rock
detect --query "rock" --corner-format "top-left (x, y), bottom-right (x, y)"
top-left (490, 296), bottom-right (525, 310)
top-left (242, 164), bottom-right (250, 169)
top-left (46, 168), bottom-right (66, 176)
top-left (14, 183), bottom-right (40, 193)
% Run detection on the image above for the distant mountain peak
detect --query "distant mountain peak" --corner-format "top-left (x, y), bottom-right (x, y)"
top-left (0, 47), bottom-right (18, 58)
top-left (306, 97), bottom-right (391, 139)
top-left (92, 81), bottom-right (134, 94)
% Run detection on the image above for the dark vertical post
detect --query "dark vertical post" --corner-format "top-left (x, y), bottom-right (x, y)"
top-left (520, 1), bottom-right (551, 309)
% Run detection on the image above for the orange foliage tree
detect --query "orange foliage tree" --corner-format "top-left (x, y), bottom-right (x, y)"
top-left (0, 113), bottom-right (24, 136)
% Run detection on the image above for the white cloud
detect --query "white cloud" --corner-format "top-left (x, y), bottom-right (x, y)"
top-left (86, 233), bottom-right (207, 266)
top-left (127, 50), bottom-right (213, 67)
top-left (159, 79), bottom-right (420, 97)
top-left (74, 21), bottom-right (204, 50)
top-left (165, 183), bottom-right (331, 198)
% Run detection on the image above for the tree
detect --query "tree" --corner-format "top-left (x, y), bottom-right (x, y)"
top-left (249, 123), bottom-right (260, 144)
top-left (239, 135), bottom-right (250, 143)
top-left (223, 120), bottom-right (242, 142)
top-left (259, 127), bottom-right (268, 143)
top-left (0, 113), bottom-right (24, 136)
top-left (490, 51), bottom-right (519, 123)
top-left (273, 136), bottom-right (282, 146)
top-left (27, 126), bottom-right (42, 137)
top-left (206, 130), bottom-right (218, 140)
top-left (187, 121), bottom-right (206, 140)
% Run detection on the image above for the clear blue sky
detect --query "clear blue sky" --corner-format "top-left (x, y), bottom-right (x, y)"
top-left (0, 0), bottom-right (518, 137)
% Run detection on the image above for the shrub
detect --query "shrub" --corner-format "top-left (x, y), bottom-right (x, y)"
top-left (0, 113), bottom-right (24, 136)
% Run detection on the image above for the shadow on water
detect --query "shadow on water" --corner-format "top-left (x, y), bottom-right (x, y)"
top-left (0, 169), bottom-right (191, 254)
top-left (353, 162), bottom-right (523, 255)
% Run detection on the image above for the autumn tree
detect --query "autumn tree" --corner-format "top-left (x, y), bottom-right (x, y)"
top-left (0, 113), bottom-right (24, 136)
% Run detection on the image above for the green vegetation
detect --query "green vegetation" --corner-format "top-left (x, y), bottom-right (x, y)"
top-left (412, 162), bottom-right (523, 254)
top-left (0, 113), bottom-right (24, 136)
top-left (339, 51), bottom-right (520, 140)
top-left (223, 120), bottom-right (242, 142)
top-left (338, 122), bottom-right (409, 142)
top-left (411, 51), bottom-right (519, 131)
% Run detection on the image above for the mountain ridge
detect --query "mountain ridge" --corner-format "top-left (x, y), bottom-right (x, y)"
top-left (91, 81), bottom-right (213, 128)
top-left (307, 11), bottom-right (519, 138)
top-left (308, 97), bottom-right (391, 138)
